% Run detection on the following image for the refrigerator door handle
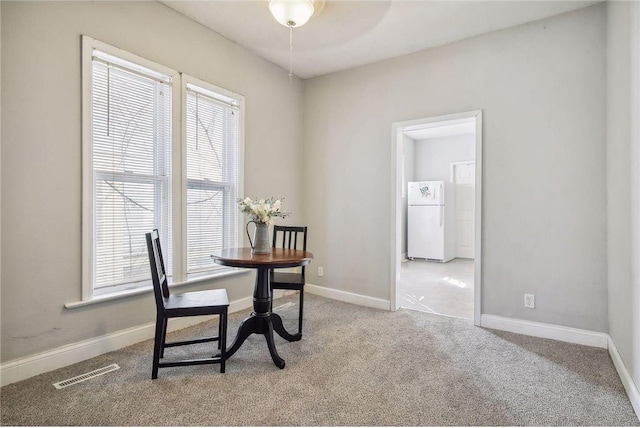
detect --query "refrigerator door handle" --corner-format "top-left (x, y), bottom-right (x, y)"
top-left (439, 182), bottom-right (444, 227)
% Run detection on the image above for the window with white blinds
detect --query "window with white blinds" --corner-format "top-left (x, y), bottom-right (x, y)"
top-left (185, 82), bottom-right (240, 277)
top-left (82, 37), bottom-right (244, 301)
top-left (90, 50), bottom-right (173, 296)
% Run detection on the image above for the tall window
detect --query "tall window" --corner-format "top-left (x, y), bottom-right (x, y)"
top-left (82, 37), bottom-right (243, 300)
top-left (89, 48), bottom-right (173, 296)
top-left (185, 80), bottom-right (240, 277)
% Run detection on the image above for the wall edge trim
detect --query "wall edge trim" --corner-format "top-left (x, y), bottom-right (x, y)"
top-left (480, 314), bottom-right (609, 348)
top-left (306, 283), bottom-right (391, 310)
top-left (607, 336), bottom-right (640, 420)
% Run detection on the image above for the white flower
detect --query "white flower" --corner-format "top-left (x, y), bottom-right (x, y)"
top-left (237, 196), bottom-right (290, 224)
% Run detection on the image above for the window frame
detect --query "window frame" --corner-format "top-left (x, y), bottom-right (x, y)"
top-left (81, 36), bottom-right (244, 303)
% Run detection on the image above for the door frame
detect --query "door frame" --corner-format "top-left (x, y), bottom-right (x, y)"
top-left (389, 110), bottom-right (483, 326)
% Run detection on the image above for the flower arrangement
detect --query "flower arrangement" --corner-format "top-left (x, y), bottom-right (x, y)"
top-left (238, 197), bottom-right (290, 224)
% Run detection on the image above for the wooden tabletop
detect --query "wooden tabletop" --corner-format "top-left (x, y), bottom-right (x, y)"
top-left (211, 247), bottom-right (314, 269)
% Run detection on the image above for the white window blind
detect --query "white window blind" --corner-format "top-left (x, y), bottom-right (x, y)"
top-left (185, 83), bottom-right (240, 276)
top-left (91, 52), bottom-right (172, 294)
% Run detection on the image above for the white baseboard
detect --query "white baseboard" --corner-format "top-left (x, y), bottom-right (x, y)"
top-left (306, 283), bottom-right (390, 310)
top-left (608, 336), bottom-right (640, 420)
top-left (480, 314), bottom-right (609, 348)
top-left (0, 296), bottom-right (253, 387)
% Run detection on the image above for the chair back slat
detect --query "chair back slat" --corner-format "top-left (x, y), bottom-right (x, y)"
top-left (272, 225), bottom-right (308, 275)
top-left (272, 225), bottom-right (307, 250)
top-left (146, 229), bottom-right (169, 311)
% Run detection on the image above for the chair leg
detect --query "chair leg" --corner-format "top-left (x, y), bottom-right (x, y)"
top-left (152, 315), bottom-right (164, 379)
top-left (217, 316), bottom-right (222, 350)
top-left (160, 318), bottom-right (168, 358)
top-left (298, 287), bottom-right (304, 336)
top-left (220, 311), bottom-right (227, 373)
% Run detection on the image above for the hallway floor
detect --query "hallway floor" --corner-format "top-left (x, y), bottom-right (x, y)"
top-left (399, 258), bottom-right (474, 319)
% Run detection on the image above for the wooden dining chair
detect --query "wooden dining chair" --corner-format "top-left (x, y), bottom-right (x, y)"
top-left (146, 229), bottom-right (229, 379)
top-left (270, 225), bottom-right (308, 336)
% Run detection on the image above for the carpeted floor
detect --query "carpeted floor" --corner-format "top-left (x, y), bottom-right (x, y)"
top-left (1, 294), bottom-right (638, 426)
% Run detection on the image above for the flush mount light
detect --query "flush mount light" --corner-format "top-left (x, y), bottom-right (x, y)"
top-left (268, 0), bottom-right (316, 79)
top-left (268, 0), bottom-right (315, 28)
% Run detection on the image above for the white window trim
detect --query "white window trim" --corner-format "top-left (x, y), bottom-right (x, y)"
top-left (79, 36), bottom-right (244, 304)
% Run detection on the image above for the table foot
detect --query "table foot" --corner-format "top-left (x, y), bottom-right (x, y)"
top-left (264, 318), bottom-right (285, 369)
top-left (271, 313), bottom-right (302, 342)
top-left (225, 314), bottom-right (257, 360)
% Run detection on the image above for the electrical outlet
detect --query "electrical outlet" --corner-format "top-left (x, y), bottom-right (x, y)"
top-left (524, 294), bottom-right (535, 309)
top-left (317, 266), bottom-right (324, 277)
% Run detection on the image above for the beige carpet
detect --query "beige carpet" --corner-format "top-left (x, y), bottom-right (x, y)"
top-left (1, 294), bottom-right (638, 426)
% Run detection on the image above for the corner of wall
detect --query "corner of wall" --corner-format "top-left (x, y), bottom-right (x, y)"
top-left (605, 0), bottom-right (640, 408)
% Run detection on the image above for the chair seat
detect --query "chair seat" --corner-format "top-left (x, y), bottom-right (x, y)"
top-left (164, 289), bottom-right (229, 312)
top-left (271, 272), bottom-right (305, 288)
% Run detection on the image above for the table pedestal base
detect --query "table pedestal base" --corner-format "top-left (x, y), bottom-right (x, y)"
top-left (225, 312), bottom-right (301, 368)
top-left (225, 267), bottom-right (301, 369)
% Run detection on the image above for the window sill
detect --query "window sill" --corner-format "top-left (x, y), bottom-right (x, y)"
top-left (65, 268), bottom-right (250, 309)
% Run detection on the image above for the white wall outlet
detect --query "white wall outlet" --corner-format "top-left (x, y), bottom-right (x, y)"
top-left (524, 294), bottom-right (535, 309)
top-left (317, 266), bottom-right (324, 277)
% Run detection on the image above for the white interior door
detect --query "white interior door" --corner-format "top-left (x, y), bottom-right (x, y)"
top-left (453, 162), bottom-right (475, 259)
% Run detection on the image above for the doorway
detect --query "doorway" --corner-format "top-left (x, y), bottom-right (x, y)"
top-left (390, 111), bottom-right (482, 325)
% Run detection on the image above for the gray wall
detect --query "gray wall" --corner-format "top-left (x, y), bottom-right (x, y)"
top-left (1, 2), bottom-right (304, 362)
top-left (303, 5), bottom-right (607, 331)
top-left (0, 2), bottom-right (3, 331)
top-left (414, 134), bottom-right (475, 182)
top-left (606, 1), bottom-right (640, 393)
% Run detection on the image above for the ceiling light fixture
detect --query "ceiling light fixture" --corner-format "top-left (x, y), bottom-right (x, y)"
top-left (268, 0), bottom-right (315, 80)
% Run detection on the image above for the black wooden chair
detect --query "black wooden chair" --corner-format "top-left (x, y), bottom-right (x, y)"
top-left (146, 229), bottom-right (229, 379)
top-left (270, 226), bottom-right (308, 336)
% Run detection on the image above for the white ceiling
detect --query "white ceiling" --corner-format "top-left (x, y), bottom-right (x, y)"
top-left (161, 0), bottom-right (599, 79)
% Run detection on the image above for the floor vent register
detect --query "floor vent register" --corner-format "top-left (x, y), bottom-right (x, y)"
top-left (53, 363), bottom-right (120, 389)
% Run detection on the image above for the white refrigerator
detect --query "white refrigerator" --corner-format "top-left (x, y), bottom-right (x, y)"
top-left (407, 181), bottom-right (455, 262)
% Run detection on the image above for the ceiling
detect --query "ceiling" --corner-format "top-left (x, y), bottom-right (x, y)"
top-left (160, 0), bottom-right (599, 79)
